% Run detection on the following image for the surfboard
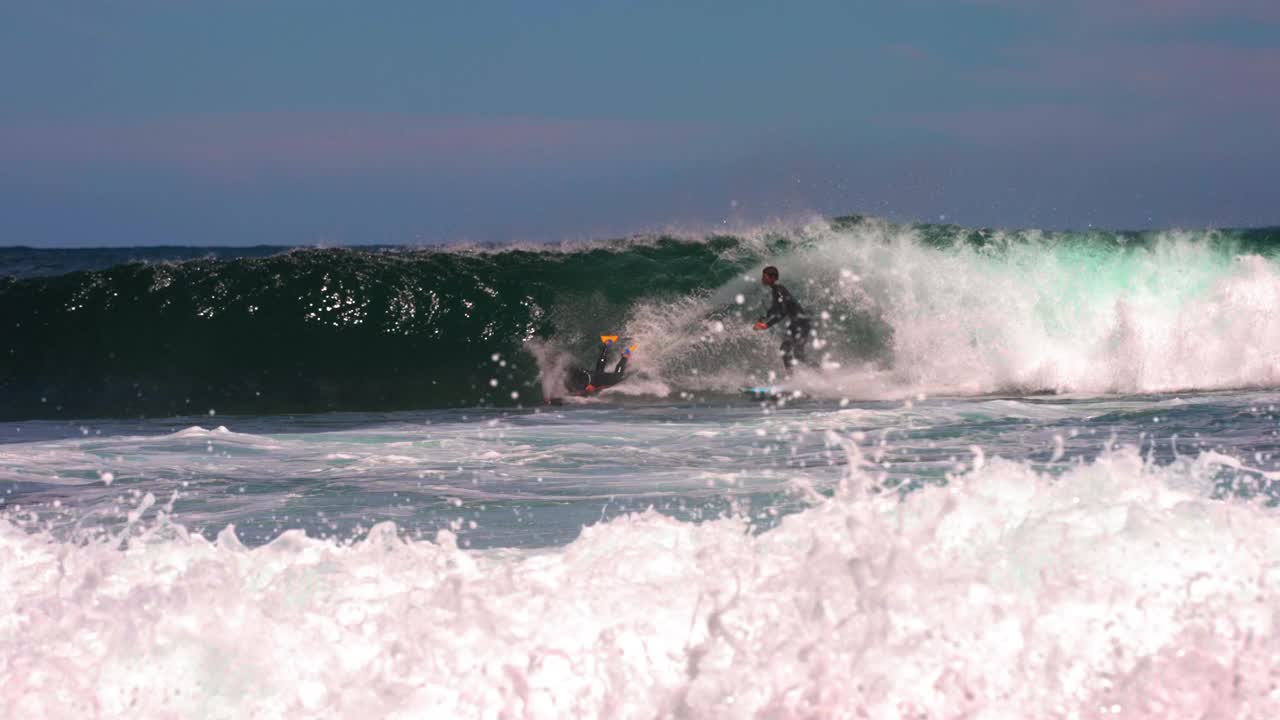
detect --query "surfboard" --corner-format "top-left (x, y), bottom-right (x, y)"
top-left (740, 386), bottom-right (797, 401)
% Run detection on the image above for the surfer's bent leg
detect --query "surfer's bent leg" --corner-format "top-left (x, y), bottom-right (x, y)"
top-left (795, 320), bottom-right (812, 364)
top-left (780, 336), bottom-right (796, 372)
top-left (783, 320), bottom-right (812, 370)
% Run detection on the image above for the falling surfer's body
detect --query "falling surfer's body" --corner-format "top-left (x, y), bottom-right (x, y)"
top-left (563, 336), bottom-right (634, 396)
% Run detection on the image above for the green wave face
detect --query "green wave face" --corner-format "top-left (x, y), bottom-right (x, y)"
top-left (0, 239), bottom-right (751, 419)
top-left (2, 218), bottom-right (1279, 419)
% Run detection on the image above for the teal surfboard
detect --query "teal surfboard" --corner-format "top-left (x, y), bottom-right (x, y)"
top-left (740, 386), bottom-right (795, 401)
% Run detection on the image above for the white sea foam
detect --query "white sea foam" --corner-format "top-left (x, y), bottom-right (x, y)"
top-left (4, 445), bottom-right (1279, 718)
top-left (609, 222), bottom-right (1280, 399)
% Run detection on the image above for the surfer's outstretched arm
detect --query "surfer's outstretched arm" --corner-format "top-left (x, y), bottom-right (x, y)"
top-left (754, 291), bottom-right (784, 330)
top-left (757, 297), bottom-right (784, 328)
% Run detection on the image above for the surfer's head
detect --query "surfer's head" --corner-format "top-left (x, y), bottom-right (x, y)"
top-left (762, 266), bottom-right (779, 286)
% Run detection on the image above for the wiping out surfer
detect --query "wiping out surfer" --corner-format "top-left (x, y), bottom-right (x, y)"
top-left (752, 265), bottom-right (812, 372)
top-left (563, 336), bottom-right (634, 395)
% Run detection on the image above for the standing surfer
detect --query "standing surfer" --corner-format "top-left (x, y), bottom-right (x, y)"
top-left (752, 266), bottom-right (812, 372)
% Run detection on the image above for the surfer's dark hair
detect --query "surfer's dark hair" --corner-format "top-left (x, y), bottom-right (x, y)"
top-left (762, 266), bottom-right (779, 280)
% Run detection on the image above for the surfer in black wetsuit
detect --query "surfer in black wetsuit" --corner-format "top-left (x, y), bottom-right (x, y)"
top-left (563, 337), bottom-right (632, 395)
top-left (752, 266), bottom-right (812, 372)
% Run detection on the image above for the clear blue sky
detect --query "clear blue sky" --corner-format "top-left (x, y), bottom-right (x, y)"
top-left (2, 1), bottom-right (1277, 246)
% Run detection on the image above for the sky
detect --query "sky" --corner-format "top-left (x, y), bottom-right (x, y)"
top-left (1, 1), bottom-right (1277, 246)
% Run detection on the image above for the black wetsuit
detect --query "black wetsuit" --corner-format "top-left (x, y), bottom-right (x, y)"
top-left (758, 283), bottom-right (812, 371)
top-left (564, 343), bottom-right (629, 394)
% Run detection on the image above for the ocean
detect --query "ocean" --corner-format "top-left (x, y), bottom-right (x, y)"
top-left (4, 216), bottom-right (1280, 717)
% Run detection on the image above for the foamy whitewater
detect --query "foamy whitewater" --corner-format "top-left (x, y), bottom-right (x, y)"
top-left (4, 219), bottom-right (1280, 718)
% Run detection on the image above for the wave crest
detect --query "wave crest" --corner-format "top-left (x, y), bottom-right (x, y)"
top-left (3, 218), bottom-right (1279, 418)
